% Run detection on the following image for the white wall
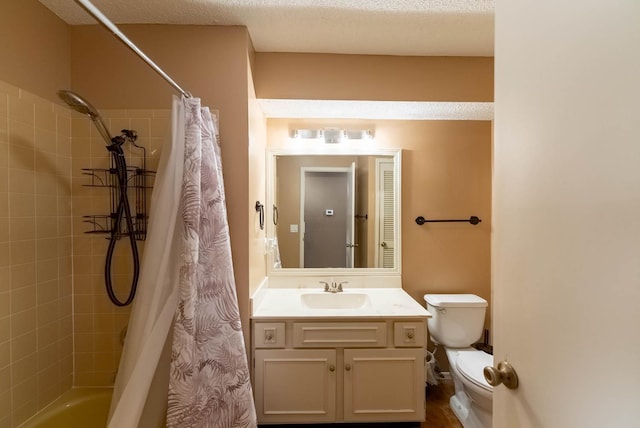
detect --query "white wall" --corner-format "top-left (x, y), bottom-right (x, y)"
top-left (494, 1), bottom-right (640, 427)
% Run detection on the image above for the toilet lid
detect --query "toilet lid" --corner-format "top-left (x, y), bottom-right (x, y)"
top-left (456, 351), bottom-right (494, 393)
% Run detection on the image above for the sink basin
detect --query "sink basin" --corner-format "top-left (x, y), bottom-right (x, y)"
top-left (300, 292), bottom-right (371, 309)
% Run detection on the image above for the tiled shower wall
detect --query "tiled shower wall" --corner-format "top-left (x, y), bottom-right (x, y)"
top-left (70, 108), bottom-right (167, 387)
top-left (0, 81), bottom-right (74, 427)
top-left (1, 78), bottom-right (170, 427)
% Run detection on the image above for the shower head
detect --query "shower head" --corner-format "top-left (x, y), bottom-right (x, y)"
top-left (57, 90), bottom-right (113, 145)
top-left (57, 90), bottom-right (99, 117)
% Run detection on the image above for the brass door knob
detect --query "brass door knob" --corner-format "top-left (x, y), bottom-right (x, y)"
top-left (483, 361), bottom-right (519, 389)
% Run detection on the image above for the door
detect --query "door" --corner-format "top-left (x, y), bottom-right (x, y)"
top-left (343, 349), bottom-right (424, 422)
top-left (346, 162), bottom-right (356, 267)
top-left (494, 2), bottom-right (640, 427)
top-left (300, 166), bottom-right (355, 268)
top-left (254, 349), bottom-right (336, 423)
top-left (375, 159), bottom-right (395, 268)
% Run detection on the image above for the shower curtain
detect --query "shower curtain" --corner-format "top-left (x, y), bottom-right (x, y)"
top-left (108, 96), bottom-right (256, 428)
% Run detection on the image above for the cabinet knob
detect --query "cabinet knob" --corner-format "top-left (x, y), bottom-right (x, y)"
top-left (345, 364), bottom-right (351, 371)
top-left (406, 330), bottom-right (415, 339)
top-left (329, 365), bottom-right (335, 372)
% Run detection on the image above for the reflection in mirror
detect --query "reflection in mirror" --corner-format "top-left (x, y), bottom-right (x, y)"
top-left (267, 150), bottom-right (400, 273)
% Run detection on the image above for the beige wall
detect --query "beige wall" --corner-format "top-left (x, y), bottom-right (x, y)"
top-left (267, 118), bottom-right (492, 332)
top-left (0, 1), bottom-right (70, 102)
top-left (259, 53), bottom-right (493, 346)
top-left (255, 53), bottom-right (493, 102)
top-left (247, 53), bottom-right (268, 297)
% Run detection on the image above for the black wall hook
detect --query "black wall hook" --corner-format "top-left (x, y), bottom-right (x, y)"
top-left (255, 201), bottom-right (264, 230)
top-left (415, 215), bottom-right (481, 226)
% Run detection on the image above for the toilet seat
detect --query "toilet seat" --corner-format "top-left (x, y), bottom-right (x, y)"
top-left (456, 351), bottom-right (493, 393)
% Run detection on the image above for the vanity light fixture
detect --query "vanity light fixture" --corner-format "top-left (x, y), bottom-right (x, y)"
top-left (323, 128), bottom-right (344, 144)
top-left (344, 129), bottom-right (374, 140)
top-left (290, 128), bottom-right (324, 139)
top-left (289, 128), bottom-right (374, 143)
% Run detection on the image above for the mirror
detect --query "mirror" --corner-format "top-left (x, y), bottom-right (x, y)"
top-left (266, 148), bottom-right (401, 275)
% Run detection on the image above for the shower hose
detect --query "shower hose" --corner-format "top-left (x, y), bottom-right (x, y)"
top-left (105, 136), bottom-right (140, 306)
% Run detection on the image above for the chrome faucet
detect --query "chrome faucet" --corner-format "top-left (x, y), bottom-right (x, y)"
top-left (321, 280), bottom-right (347, 293)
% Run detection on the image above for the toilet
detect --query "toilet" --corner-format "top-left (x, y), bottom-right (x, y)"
top-left (424, 294), bottom-right (493, 428)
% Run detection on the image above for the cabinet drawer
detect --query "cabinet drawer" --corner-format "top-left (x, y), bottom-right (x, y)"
top-left (255, 322), bottom-right (285, 348)
top-left (293, 322), bottom-right (386, 348)
top-left (393, 322), bottom-right (426, 348)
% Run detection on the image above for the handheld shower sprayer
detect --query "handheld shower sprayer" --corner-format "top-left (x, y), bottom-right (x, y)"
top-left (57, 89), bottom-right (140, 307)
top-left (57, 90), bottom-right (113, 146)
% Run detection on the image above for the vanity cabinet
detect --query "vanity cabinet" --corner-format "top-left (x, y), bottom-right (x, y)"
top-left (252, 319), bottom-right (426, 424)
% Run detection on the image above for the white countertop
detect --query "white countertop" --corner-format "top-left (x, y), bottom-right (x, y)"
top-left (251, 287), bottom-right (431, 319)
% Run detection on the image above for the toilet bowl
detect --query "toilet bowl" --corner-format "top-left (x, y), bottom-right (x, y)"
top-left (424, 294), bottom-right (492, 428)
top-left (446, 348), bottom-right (493, 428)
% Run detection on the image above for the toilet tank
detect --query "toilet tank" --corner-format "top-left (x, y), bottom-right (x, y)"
top-left (424, 294), bottom-right (488, 348)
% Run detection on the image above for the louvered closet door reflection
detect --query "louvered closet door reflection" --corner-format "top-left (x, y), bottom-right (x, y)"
top-left (377, 160), bottom-right (395, 268)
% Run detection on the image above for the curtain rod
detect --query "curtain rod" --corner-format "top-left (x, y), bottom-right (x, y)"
top-left (75, 0), bottom-right (192, 98)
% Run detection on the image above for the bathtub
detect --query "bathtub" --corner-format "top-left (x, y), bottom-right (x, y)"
top-left (19, 388), bottom-right (112, 428)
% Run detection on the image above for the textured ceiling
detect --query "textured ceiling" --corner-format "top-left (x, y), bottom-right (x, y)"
top-left (39, 0), bottom-right (495, 120)
top-left (39, 0), bottom-right (494, 56)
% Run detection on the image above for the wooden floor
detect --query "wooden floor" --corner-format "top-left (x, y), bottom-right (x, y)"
top-left (423, 380), bottom-right (463, 428)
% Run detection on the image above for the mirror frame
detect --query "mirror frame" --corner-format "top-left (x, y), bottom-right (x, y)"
top-left (266, 146), bottom-right (402, 277)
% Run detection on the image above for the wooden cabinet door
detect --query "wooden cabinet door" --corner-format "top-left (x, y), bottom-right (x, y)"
top-left (343, 348), bottom-right (425, 422)
top-left (254, 349), bottom-right (336, 423)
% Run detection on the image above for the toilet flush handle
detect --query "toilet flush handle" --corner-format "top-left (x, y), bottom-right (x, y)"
top-left (483, 360), bottom-right (519, 389)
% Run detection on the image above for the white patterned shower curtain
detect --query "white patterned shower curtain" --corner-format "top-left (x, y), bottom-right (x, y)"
top-left (108, 96), bottom-right (256, 428)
